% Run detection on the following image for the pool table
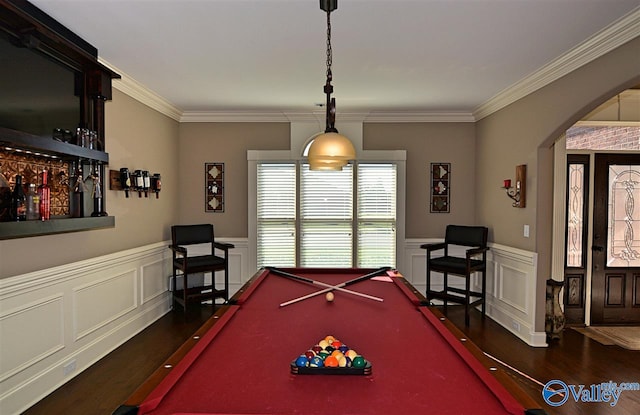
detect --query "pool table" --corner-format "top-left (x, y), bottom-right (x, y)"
top-left (114, 267), bottom-right (546, 415)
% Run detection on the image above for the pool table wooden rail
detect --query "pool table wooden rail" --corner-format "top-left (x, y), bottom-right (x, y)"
top-left (113, 268), bottom-right (546, 415)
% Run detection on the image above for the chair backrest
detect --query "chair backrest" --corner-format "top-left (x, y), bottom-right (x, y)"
top-left (444, 225), bottom-right (488, 248)
top-left (171, 224), bottom-right (214, 246)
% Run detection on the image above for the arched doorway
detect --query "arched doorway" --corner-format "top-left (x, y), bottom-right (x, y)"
top-left (554, 88), bottom-right (640, 325)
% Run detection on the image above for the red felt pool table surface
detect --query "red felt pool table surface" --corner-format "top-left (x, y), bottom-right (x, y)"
top-left (115, 267), bottom-right (543, 415)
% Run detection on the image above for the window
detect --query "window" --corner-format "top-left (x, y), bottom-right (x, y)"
top-left (257, 163), bottom-right (296, 267)
top-left (256, 161), bottom-right (397, 268)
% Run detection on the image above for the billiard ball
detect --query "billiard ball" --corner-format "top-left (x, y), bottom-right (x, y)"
top-left (326, 292), bottom-right (334, 302)
top-left (352, 355), bottom-right (366, 368)
top-left (337, 355), bottom-right (347, 367)
top-left (304, 350), bottom-right (315, 359)
top-left (295, 355), bottom-right (310, 367)
top-left (310, 356), bottom-right (324, 367)
top-left (324, 356), bottom-right (339, 367)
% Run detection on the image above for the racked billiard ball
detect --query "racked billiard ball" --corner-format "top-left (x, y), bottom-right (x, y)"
top-left (310, 356), bottom-right (324, 367)
top-left (295, 355), bottom-right (310, 367)
top-left (352, 356), bottom-right (366, 368)
top-left (324, 356), bottom-right (339, 367)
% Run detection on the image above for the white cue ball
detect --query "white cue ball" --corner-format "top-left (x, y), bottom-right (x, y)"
top-left (326, 292), bottom-right (334, 302)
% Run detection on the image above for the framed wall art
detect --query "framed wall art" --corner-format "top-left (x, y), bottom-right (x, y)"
top-left (430, 162), bottom-right (450, 213)
top-left (205, 162), bottom-right (224, 212)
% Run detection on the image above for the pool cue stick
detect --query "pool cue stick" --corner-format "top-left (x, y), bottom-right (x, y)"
top-left (482, 352), bottom-right (562, 396)
top-left (269, 267), bottom-right (389, 307)
top-left (271, 267), bottom-right (385, 306)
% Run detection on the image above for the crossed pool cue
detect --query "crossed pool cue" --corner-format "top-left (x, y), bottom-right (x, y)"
top-left (267, 267), bottom-right (390, 307)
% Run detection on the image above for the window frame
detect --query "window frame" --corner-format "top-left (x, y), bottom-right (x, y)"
top-left (248, 148), bottom-right (406, 273)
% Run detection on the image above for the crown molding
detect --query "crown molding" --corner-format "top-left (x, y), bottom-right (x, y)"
top-left (99, 58), bottom-right (183, 122)
top-left (474, 7), bottom-right (640, 120)
top-left (364, 111), bottom-right (475, 123)
top-left (179, 111), bottom-right (290, 123)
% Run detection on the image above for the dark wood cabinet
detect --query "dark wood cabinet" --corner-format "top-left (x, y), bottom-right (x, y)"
top-left (0, 0), bottom-right (120, 239)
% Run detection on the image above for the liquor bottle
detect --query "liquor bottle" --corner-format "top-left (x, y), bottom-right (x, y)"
top-left (11, 175), bottom-right (27, 221)
top-left (38, 170), bottom-right (51, 221)
top-left (71, 165), bottom-right (85, 218)
top-left (26, 183), bottom-right (40, 220)
top-left (0, 170), bottom-right (11, 222)
top-left (90, 165), bottom-right (107, 217)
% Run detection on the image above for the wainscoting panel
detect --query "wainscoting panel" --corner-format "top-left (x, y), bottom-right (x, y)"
top-left (403, 239), bottom-right (545, 347)
top-left (141, 258), bottom-right (169, 305)
top-left (0, 242), bottom-right (174, 414)
top-left (0, 238), bottom-right (251, 414)
top-left (73, 269), bottom-right (138, 341)
top-left (0, 295), bottom-right (64, 384)
top-left (497, 263), bottom-right (529, 314)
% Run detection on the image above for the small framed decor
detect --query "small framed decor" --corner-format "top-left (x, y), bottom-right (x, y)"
top-left (430, 163), bottom-right (450, 213)
top-left (205, 162), bottom-right (224, 212)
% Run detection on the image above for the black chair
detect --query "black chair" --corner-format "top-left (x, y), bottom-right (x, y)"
top-left (169, 224), bottom-right (234, 313)
top-left (421, 225), bottom-right (489, 325)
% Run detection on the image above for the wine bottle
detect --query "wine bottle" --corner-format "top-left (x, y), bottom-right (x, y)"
top-left (11, 175), bottom-right (26, 221)
top-left (38, 170), bottom-right (51, 221)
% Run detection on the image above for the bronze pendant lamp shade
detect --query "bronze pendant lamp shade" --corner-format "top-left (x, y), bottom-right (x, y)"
top-left (307, 0), bottom-right (356, 171)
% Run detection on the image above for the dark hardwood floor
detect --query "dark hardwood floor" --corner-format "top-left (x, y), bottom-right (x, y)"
top-left (22, 305), bottom-right (640, 415)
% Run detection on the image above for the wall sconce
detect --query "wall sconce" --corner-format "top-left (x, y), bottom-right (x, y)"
top-left (502, 164), bottom-right (526, 208)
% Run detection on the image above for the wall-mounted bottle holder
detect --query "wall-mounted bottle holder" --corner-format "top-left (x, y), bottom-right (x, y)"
top-left (109, 169), bottom-right (161, 198)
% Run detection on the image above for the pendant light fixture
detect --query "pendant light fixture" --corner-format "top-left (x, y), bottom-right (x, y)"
top-left (307, 0), bottom-right (356, 171)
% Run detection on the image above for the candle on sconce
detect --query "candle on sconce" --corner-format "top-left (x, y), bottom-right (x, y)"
top-left (503, 179), bottom-right (511, 188)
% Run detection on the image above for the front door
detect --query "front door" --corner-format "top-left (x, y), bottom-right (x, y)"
top-left (591, 153), bottom-right (640, 325)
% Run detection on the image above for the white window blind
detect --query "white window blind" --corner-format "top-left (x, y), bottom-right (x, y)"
top-left (357, 163), bottom-right (397, 267)
top-left (257, 163), bottom-right (296, 268)
top-left (300, 164), bottom-right (353, 267)
top-left (256, 161), bottom-right (397, 269)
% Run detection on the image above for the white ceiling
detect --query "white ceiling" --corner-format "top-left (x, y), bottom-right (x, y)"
top-left (29, 0), bottom-right (640, 119)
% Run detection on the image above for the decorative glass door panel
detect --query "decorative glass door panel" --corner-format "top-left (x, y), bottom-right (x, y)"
top-left (607, 165), bottom-right (640, 267)
top-left (592, 154), bottom-right (640, 324)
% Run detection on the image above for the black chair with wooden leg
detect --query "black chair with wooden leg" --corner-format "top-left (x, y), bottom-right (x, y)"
top-left (421, 225), bottom-right (489, 326)
top-left (169, 224), bottom-right (234, 313)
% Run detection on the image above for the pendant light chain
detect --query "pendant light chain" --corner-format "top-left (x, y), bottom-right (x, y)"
top-left (326, 11), bottom-right (332, 81)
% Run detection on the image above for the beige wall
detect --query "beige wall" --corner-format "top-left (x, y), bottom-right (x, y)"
top-left (2, 37), bottom-right (638, 284)
top-left (176, 122), bottom-right (290, 237)
top-left (176, 121), bottom-right (477, 240)
top-left (477, 36), bottom-right (640, 251)
top-left (476, 36), bottom-right (640, 330)
top-left (0, 90), bottom-right (180, 278)
top-left (364, 122), bottom-right (477, 238)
